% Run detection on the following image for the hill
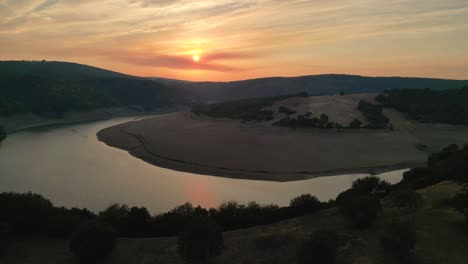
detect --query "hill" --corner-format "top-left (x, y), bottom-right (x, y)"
top-left (0, 61), bottom-right (188, 132)
top-left (163, 74), bottom-right (468, 103)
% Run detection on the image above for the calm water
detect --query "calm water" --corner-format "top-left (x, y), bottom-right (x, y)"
top-left (0, 115), bottom-right (405, 213)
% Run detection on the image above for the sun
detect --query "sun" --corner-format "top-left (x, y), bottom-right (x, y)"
top-left (192, 54), bottom-right (200, 62)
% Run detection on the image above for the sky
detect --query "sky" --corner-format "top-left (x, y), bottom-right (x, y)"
top-left (1, 0), bottom-right (468, 81)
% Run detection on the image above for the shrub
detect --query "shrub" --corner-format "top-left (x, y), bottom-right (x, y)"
top-left (0, 126), bottom-right (5, 142)
top-left (349, 118), bottom-right (362, 128)
top-left (298, 229), bottom-right (339, 264)
top-left (279, 106), bottom-right (296, 115)
top-left (338, 195), bottom-right (381, 228)
top-left (69, 221), bottom-right (116, 264)
top-left (380, 218), bottom-right (416, 260)
top-left (452, 188), bottom-right (468, 223)
top-left (350, 176), bottom-right (392, 198)
top-left (389, 189), bottom-right (424, 213)
top-left (289, 194), bottom-right (322, 215)
top-left (178, 217), bottom-right (223, 264)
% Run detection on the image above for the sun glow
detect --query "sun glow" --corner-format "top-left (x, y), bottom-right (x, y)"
top-left (192, 54), bottom-right (200, 62)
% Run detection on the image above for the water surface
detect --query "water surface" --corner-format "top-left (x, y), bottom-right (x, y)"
top-left (0, 115), bottom-right (405, 213)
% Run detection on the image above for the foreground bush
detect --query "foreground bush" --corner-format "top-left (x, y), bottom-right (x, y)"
top-left (389, 188), bottom-right (424, 213)
top-left (69, 221), bottom-right (116, 264)
top-left (452, 188), bottom-right (468, 224)
top-left (298, 229), bottom-right (339, 264)
top-left (338, 195), bottom-right (381, 228)
top-left (380, 218), bottom-right (416, 260)
top-left (0, 222), bottom-right (11, 256)
top-left (289, 194), bottom-right (323, 215)
top-left (178, 217), bottom-right (223, 264)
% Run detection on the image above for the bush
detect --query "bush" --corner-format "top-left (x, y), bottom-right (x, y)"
top-left (279, 106), bottom-right (296, 115)
top-left (69, 221), bottom-right (116, 264)
top-left (289, 194), bottom-right (323, 215)
top-left (338, 195), bottom-right (381, 228)
top-left (298, 229), bottom-right (339, 264)
top-left (380, 218), bottom-right (416, 260)
top-left (349, 118), bottom-right (362, 128)
top-left (350, 176), bottom-right (392, 198)
top-left (389, 189), bottom-right (424, 213)
top-left (358, 100), bottom-right (389, 128)
top-left (178, 217), bottom-right (223, 264)
top-left (452, 188), bottom-right (468, 223)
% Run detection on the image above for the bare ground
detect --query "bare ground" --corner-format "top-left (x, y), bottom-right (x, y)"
top-left (97, 94), bottom-right (468, 181)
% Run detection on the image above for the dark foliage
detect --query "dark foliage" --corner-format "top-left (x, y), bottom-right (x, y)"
top-left (273, 113), bottom-right (336, 128)
top-left (376, 87), bottom-right (468, 125)
top-left (399, 144), bottom-right (468, 189)
top-left (337, 194), bottom-right (382, 228)
top-left (69, 221), bottom-right (116, 264)
top-left (350, 176), bottom-right (392, 198)
top-left (289, 194), bottom-right (324, 215)
top-left (349, 118), bottom-right (362, 128)
top-left (0, 191), bottom-right (329, 239)
top-left (178, 217), bottom-right (223, 264)
top-left (0, 192), bottom-right (96, 238)
top-left (380, 217), bottom-right (416, 260)
top-left (298, 229), bottom-right (339, 264)
top-left (357, 100), bottom-right (389, 128)
top-left (0, 126), bottom-right (5, 142)
top-left (388, 189), bottom-right (424, 213)
top-left (192, 96), bottom-right (283, 122)
top-left (279, 106), bottom-right (297, 115)
top-left (451, 188), bottom-right (468, 223)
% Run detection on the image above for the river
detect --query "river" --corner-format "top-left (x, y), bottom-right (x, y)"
top-left (0, 114), bottom-right (405, 213)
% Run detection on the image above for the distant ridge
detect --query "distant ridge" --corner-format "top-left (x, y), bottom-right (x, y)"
top-left (1, 60), bottom-right (467, 116)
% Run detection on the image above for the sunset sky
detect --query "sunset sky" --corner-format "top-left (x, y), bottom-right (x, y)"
top-left (1, 0), bottom-right (468, 81)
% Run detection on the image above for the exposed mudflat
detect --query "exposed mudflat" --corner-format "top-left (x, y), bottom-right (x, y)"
top-left (97, 95), bottom-right (468, 182)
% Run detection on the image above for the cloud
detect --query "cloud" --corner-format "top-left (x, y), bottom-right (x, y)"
top-left (33, 0), bottom-right (60, 12)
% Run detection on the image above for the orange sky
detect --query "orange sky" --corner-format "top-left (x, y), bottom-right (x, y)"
top-left (1, 0), bottom-right (468, 81)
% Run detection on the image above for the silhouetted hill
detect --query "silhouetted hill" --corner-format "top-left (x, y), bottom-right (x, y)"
top-left (164, 74), bottom-right (468, 103)
top-left (0, 61), bottom-right (186, 118)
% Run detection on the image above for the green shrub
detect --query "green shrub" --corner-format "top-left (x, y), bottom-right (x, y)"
top-left (389, 189), bottom-right (424, 213)
top-left (338, 195), bottom-right (381, 228)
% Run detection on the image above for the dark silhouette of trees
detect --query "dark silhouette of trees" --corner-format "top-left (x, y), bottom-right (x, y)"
top-left (349, 118), bottom-right (362, 128)
top-left (350, 176), bottom-right (392, 198)
top-left (69, 221), bottom-right (116, 264)
top-left (298, 229), bottom-right (339, 264)
top-left (338, 194), bottom-right (381, 228)
top-left (380, 218), bottom-right (416, 260)
top-left (289, 194), bottom-right (323, 215)
top-left (279, 106), bottom-right (296, 115)
top-left (178, 217), bottom-right (223, 264)
top-left (0, 222), bottom-right (11, 256)
top-left (357, 100), bottom-right (389, 128)
top-left (376, 87), bottom-right (468, 126)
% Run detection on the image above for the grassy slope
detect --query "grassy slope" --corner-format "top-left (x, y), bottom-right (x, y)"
top-left (3, 181), bottom-right (468, 264)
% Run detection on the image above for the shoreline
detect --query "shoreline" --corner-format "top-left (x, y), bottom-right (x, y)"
top-left (2, 107), bottom-right (181, 135)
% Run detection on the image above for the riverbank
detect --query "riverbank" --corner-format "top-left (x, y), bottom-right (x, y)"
top-left (0, 106), bottom-right (181, 134)
top-left (98, 109), bottom-right (468, 182)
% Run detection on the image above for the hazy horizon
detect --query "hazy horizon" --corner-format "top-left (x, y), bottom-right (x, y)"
top-left (1, 0), bottom-right (468, 81)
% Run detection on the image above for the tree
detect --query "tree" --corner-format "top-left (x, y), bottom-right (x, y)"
top-left (178, 217), bottom-right (223, 264)
top-left (350, 176), bottom-right (391, 198)
top-left (319, 114), bottom-right (329, 127)
top-left (381, 218), bottom-right (416, 260)
top-left (298, 229), bottom-right (339, 264)
top-left (349, 118), bottom-right (362, 128)
top-left (290, 194), bottom-right (322, 215)
top-left (69, 221), bottom-right (116, 264)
